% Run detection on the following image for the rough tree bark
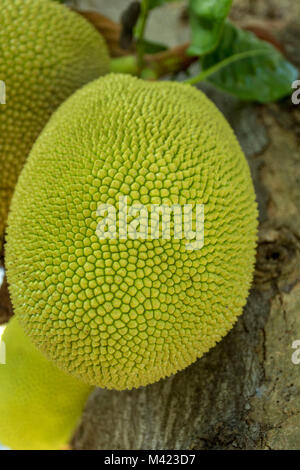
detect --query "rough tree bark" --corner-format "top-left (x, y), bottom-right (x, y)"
top-left (1, 0), bottom-right (299, 451)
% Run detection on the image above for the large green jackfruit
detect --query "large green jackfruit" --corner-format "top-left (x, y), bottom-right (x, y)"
top-left (0, 0), bottom-right (110, 250)
top-left (6, 74), bottom-right (258, 390)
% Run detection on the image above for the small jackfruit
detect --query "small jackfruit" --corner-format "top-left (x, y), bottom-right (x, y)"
top-left (6, 74), bottom-right (258, 390)
top-left (0, 0), bottom-right (110, 250)
top-left (0, 317), bottom-right (92, 450)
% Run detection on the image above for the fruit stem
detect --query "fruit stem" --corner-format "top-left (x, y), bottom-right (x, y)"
top-left (110, 56), bottom-right (139, 75)
top-left (136, 0), bottom-right (151, 75)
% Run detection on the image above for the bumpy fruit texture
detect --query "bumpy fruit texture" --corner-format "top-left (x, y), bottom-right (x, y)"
top-left (6, 74), bottom-right (258, 390)
top-left (0, 0), bottom-right (110, 250)
top-left (0, 317), bottom-right (92, 450)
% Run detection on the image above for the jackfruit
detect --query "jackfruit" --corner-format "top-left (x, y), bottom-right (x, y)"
top-left (6, 74), bottom-right (258, 390)
top-left (0, 317), bottom-right (92, 450)
top-left (0, 0), bottom-right (110, 250)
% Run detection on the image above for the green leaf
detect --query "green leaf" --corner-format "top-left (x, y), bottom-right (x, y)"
top-left (201, 21), bottom-right (299, 103)
top-left (188, 0), bottom-right (233, 56)
top-left (149, 0), bottom-right (178, 10)
top-left (139, 39), bottom-right (168, 53)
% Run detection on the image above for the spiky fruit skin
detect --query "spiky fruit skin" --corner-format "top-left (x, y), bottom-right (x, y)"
top-left (0, 317), bottom-right (92, 450)
top-left (0, 0), bottom-right (110, 250)
top-left (6, 74), bottom-right (258, 390)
